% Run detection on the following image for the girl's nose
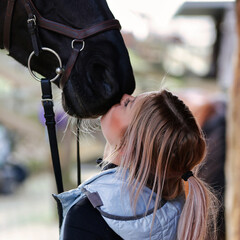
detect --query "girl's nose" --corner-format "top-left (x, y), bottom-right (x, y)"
top-left (120, 94), bottom-right (135, 105)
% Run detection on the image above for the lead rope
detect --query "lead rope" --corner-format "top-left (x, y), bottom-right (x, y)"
top-left (77, 119), bottom-right (81, 185)
top-left (41, 79), bottom-right (64, 194)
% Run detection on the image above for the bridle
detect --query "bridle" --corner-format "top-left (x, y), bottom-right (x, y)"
top-left (3, 0), bottom-right (121, 193)
top-left (3, 0), bottom-right (121, 88)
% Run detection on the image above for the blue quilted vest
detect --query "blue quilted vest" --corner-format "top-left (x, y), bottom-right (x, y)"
top-left (53, 168), bottom-right (185, 240)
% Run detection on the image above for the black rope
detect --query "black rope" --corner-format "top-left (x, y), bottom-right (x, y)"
top-left (77, 119), bottom-right (81, 185)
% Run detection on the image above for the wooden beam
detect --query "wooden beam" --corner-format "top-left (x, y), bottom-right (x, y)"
top-left (225, 1), bottom-right (240, 239)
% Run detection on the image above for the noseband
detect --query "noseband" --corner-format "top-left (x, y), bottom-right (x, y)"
top-left (3, 0), bottom-right (121, 88)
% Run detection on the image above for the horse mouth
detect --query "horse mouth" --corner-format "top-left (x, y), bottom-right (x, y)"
top-left (61, 91), bottom-right (90, 118)
top-left (61, 89), bottom-right (117, 119)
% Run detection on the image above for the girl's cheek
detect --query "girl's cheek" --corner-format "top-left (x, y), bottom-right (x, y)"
top-left (111, 117), bottom-right (122, 132)
top-left (101, 112), bottom-right (119, 136)
top-left (110, 113), bottom-right (126, 134)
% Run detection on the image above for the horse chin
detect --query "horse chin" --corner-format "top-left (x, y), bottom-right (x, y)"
top-left (62, 92), bottom-right (111, 119)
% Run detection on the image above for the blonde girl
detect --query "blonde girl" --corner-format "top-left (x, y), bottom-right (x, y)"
top-left (55, 89), bottom-right (218, 240)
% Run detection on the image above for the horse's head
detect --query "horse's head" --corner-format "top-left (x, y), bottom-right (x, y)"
top-left (0, 0), bottom-right (135, 118)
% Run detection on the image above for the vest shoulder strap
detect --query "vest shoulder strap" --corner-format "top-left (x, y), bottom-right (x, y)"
top-left (83, 188), bottom-right (167, 221)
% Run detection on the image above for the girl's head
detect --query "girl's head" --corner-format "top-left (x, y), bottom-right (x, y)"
top-left (101, 90), bottom-right (206, 198)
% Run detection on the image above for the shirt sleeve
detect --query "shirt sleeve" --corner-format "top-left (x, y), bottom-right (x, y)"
top-left (63, 196), bottom-right (122, 240)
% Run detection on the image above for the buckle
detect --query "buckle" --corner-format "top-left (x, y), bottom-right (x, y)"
top-left (41, 98), bottom-right (54, 106)
top-left (27, 15), bottom-right (37, 25)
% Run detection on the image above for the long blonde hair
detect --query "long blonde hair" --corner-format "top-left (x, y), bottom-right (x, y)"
top-left (111, 90), bottom-right (218, 240)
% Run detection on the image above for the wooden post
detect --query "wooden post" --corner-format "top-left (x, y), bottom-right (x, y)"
top-left (225, 1), bottom-right (240, 239)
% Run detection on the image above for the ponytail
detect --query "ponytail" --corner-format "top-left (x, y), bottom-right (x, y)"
top-left (177, 176), bottom-right (218, 240)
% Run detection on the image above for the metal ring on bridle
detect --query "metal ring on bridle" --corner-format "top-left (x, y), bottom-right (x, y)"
top-left (28, 47), bottom-right (63, 82)
top-left (71, 39), bottom-right (85, 51)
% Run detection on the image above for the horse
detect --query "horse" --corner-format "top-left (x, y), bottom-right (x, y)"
top-left (0, 0), bottom-right (135, 118)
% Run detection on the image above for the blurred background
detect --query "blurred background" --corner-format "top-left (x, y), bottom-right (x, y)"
top-left (0, 0), bottom-right (235, 239)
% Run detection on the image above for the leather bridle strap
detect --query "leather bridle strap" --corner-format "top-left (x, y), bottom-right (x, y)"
top-left (36, 18), bottom-right (121, 40)
top-left (3, 0), bottom-right (17, 51)
top-left (60, 47), bottom-right (79, 89)
top-left (24, 0), bottom-right (42, 56)
top-left (41, 79), bottom-right (64, 194)
top-left (25, 0), bottom-right (121, 40)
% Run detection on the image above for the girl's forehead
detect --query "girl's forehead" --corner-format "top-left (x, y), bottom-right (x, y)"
top-left (131, 91), bottom-right (159, 110)
top-left (131, 93), bottom-right (151, 110)
top-left (135, 92), bottom-right (155, 101)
